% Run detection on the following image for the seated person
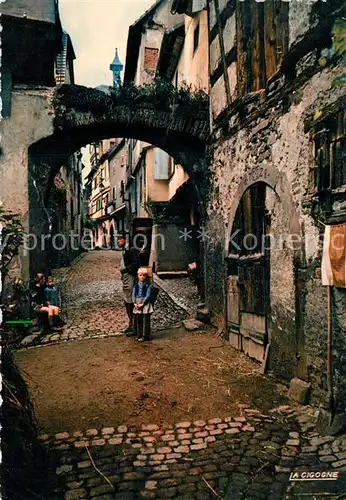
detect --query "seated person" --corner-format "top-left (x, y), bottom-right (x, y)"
top-left (42, 276), bottom-right (64, 330)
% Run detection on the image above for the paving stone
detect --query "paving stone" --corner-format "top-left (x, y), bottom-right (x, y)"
top-left (319, 448), bottom-right (333, 456)
top-left (210, 429), bottom-right (223, 435)
top-left (176, 422), bottom-right (191, 429)
top-left (234, 417), bottom-right (247, 423)
top-left (154, 465), bottom-right (169, 471)
top-left (67, 481), bottom-right (83, 489)
top-left (157, 447), bottom-right (172, 454)
top-left (109, 438), bottom-right (123, 445)
top-left (194, 420), bottom-right (206, 427)
top-left (226, 428), bottom-right (240, 434)
top-left (143, 436), bottom-right (156, 443)
top-left (310, 436), bottom-right (334, 446)
top-left (286, 439), bottom-right (300, 446)
top-left (57, 465), bottom-right (74, 475)
top-left (101, 427), bottom-right (114, 435)
top-left (195, 431), bottom-right (208, 438)
top-left (208, 418), bottom-right (222, 424)
top-left (56, 432), bottom-right (69, 440)
top-left (166, 453), bottom-right (182, 459)
top-left (332, 459), bottom-right (346, 468)
top-left (319, 455), bottom-right (337, 462)
top-left (145, 481), bottom-right (157, 490)
top-left (168, 440), bottom-right (180, 447)
top-left (302, 445), bottom-right (318, 453)
top-left (90, 484), bottom-right (114, 496)
top-left (179, 433), bottom-right (192, 439)
top-left (205, 436), bottom-right (217, 443)
top-left (242, 426), bottom-right (255, 432)
top-left (183, 319), bottom-right (203, 331)
top-left (77, 461), bottom-right (91, 469)
top-left (162, 435), bottom-right (173, 441)
top-left (174, 445), bottom-right (189, 453)
top-left (86, 429), bottom-right (98, 436)
top-left (288, 378), bottom-right (311, 404)
top-left (65, 489), bottom-right (88, 500)
top-left (118, 426), bottom-right (128, 433)
top-left (92, 438), bottom-right (106, 446)
top-left (191, 443), bottom-right (207, 451)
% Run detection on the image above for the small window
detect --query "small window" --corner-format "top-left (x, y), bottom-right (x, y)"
top-left (314, 109), bottom-right (346, 191)
top-left (193, 24), bottom-right (199, 53)
top-left (144, 47), bottom-right (159, 70)
top-left (154, 148), bottom-right (170, 180)
top-left (113, 187), bottom-right (116, 199)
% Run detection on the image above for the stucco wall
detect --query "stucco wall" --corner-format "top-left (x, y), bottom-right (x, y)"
top-left (174, 11), bottom-right (209, 92)
top-left (145, 148), bottom-right (169, 203)
top-left (0, 0), bottom-right (56, 23)
top-left (169, 165), bottom-right (189, 200)
top-left (0, 88), bottom-right (53, 280)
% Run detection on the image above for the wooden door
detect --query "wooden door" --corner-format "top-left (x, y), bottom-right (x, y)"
top-left (226, 184), bottom-right (270, 362)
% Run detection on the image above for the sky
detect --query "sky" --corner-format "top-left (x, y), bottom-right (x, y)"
top-left (59, 0), bottom-right (154, 88)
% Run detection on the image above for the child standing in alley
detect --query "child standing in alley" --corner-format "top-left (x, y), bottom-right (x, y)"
top-left (132, 267), bottom-right (153, 341)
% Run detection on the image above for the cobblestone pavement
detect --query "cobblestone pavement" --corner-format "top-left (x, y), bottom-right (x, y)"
top-left (153, 276), bottom-right (199, 316)
top-left (19, 251), bottom-right (346, 498)
top-left (41, 406), bottom-right (346, 499)
top-left (23, 251), bottom-right (188, 348)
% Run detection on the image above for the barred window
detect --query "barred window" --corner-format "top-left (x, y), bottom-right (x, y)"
top-left (314, 109), bottom-right (346, 191)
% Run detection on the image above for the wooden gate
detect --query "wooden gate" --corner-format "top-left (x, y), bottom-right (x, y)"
top-left (226, 184), bottom-right (270, 362)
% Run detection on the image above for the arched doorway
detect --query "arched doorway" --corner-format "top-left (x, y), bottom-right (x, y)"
top-left (225, 183), bottom-right (272, 362)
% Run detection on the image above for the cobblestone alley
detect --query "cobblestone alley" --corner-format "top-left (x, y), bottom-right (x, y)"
top-left (15, 252), bottom-right (346, 499)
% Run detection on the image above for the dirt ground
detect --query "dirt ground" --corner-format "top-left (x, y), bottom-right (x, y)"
top-left (15, 327), bottom-right (289, 435)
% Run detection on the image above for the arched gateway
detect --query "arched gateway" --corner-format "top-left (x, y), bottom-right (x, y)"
top-left (26, 84), bottom-right (210, 278)
top-left (224, 164), bottom-right (306, 379)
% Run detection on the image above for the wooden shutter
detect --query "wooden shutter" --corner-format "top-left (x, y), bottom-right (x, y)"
top-left (154, 148), bottom-right (169, 179)
top-left (264, 0), bottom-right (289, 81)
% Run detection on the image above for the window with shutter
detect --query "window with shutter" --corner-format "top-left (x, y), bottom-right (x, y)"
top-left (154, 148), bottom-right (170, 180)
top-left (237, 0), bottom-right (288, 95)
top-left (314, 109), bottom-right (346, 192)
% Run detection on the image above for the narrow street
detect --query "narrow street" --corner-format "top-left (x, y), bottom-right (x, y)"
top-left (15, 252), bottom-right (346, 499)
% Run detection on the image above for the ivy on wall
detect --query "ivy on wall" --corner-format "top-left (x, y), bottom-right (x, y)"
top-left (53, 78), bottom-right (209, 118)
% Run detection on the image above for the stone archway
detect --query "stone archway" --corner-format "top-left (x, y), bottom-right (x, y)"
top-left (224, 163), bottom-right (307, 380)
top-left (26, 83), bottom-right (210, 281)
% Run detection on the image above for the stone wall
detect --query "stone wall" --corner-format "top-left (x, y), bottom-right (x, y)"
top-left (206, 55), bottom-right (345, 406)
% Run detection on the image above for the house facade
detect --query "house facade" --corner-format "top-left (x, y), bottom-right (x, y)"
top-left (178, 0), bottom-right (346, 408)
top-left (0, 0), bottom-right (83, 278)
top-left (123, 0), bottom-right (209, 274)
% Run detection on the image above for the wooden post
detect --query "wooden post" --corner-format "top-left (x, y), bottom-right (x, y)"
top-left (327, 285), bottom-right (335, 414)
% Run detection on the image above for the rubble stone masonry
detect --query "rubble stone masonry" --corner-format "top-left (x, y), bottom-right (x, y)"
top-left (205, 0), bottom-right (346, 409)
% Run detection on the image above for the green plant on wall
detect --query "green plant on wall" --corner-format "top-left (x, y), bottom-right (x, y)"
top-left (0, 208), bottom-right (24, 289)
top-left (319, 18), bottom-right (346, 88)
top-left (83, 216), bottom-right (94, 230)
